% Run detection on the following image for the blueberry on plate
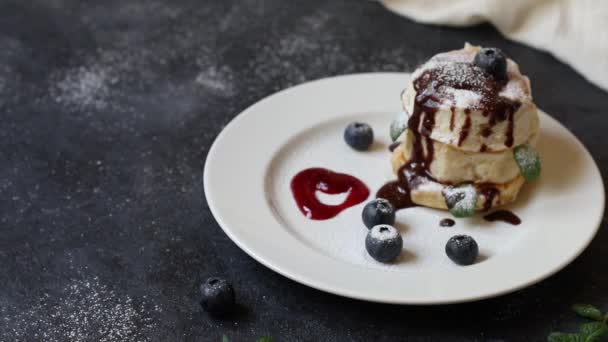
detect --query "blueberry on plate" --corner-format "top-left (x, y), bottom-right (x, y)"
top-left (362, 198), bottom-right (396, 229)
top-left (365, 224), bottom-right (403, 263)
top-left (200, 277), bottom-right (235, 315)
top-left (344, 122), bottom-right (374, 151)
top-left (445, 235), bottom-right (479, 266)
top-left (473, 47), bottom-right (507, 82)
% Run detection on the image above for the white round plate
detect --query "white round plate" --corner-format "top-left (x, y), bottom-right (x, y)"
top-left (204, 73), bottom-right (604, 304)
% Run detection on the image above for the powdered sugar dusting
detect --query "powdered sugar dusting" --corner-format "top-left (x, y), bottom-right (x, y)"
top-left (431, 50), bottom-right (475, 64)
top-left (514, 145), bottom-right (540, 169)
top-left (370, 225), bottom-right (400, 241)
top-left (412, 46), bottom-right (474, 80)
top-left (442, 185), bottom-right (477, 212)
top-left (52, 65), bottom-right (117, 110)
top-left (500, 78), bottom-right (529, 101)
top-left (1, 277), bottom-right (161, 341)
top-left (446, 88), bottom-right (482, 107)
top-left (195, 65), bottom-right (235, 95)
top-left (435, 63), bottom-right (491, 89)
top-left (412, 61), bottom-right (494, 113)
top-left (412, 44), bottom-right (531, 106)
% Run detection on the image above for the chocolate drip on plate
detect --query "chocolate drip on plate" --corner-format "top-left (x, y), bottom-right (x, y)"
top-left (440, 218), bottom-right (455, 227)
top-left (484, 210), bottom-right (521, 225)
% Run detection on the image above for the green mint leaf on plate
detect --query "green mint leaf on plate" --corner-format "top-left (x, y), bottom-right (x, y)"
top-left (573, 304), bottom-right (605, 321)
top-left (547, 332), bottom-right (581, 342)
top-left (256, 338), bottom-right (275, 342)
top-left (222, 335), bottom-right (229, 342)
top-left (513, 144), bottom-right (541, 181)
top-left (390, 111), bottom-right (408, 142)
top-left (579, 322), bottom-right (608, 342)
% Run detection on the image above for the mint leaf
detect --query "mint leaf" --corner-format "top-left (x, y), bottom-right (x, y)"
top-left (256, 338), bottom-right (275, 342)
top-left (573, 304), bottom-right (605, 321)
top-left (513, 144), bottom-right (541, 181)
top-left (390, 111), bottom-right (408, 141)
top-left (222, 335), bottom-right (229, 342)
top-left (579, 322), bottom-right (608, 342)
top-left (442, 184), bottom-right (477, 218)
top-left (547, 332), bottom-right (581, 342)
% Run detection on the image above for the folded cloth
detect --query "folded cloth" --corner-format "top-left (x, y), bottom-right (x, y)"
top-left (381, 0), bottom-right (608, 92)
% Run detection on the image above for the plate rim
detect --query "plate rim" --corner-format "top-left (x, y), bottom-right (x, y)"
top-left (204, 72), bottom-right (605, 304)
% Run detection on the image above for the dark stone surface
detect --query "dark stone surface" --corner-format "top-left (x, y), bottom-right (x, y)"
top-left (0, 1), bottom-right (606, 341)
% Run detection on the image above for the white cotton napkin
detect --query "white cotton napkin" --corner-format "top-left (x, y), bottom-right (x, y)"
top-left (381, 0), bottom-right (608, 92)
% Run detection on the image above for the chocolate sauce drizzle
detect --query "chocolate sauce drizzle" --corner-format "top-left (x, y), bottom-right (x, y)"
top-left (479, 186), bottom-right (499, 212)
top-left (376, 79), bottom-right (440, 209)
top-left (458, 116), bottom-right (471, 146)
top-left (449, 106), bottom-right (455, 131)
top-left (377, 61), bottom-right (520, 211)
top-left (505, 111), bottom-right (515, 147)
top-left (413, 63), bottom-right (521, 150)
top-left (376, 180), bottom-right (416, 209)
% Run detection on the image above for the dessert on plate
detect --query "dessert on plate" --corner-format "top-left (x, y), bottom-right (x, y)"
top-left (380, 43), bottom-right (541, 217)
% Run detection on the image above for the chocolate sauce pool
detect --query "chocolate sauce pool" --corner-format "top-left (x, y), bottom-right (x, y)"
top-left (439, 218), bottom-right (455, 227)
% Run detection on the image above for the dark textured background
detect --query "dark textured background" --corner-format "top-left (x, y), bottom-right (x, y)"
top-left (0, 1), bottom-right (606, 341)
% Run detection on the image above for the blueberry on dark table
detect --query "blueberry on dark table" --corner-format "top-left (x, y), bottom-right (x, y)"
top-left (362, 198), bottom-right (396, 229)
top-left (365, 224), bottom-right (403, 263)
top-left (344, 122), bottom-right (374, 151)
top-left (200, 277), bottom-right (235, 315)
top-left (473, 47), bottom-right (507, 82)
top-left (445, 235), bottom-right (479, 266)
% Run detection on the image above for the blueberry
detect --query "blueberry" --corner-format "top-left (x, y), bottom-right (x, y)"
top-left (200, 277), bottom-right (235, 315)
top-left (362, 198), bottom-right (396, 229)
top-left (473, 48), bottom-right (507, 82)
top-left (344, 122), bottom-right (374, 151)
top-left (365, 224), bottom-right (403, 263)
top-left (445, 235), bottom-right (479, 266)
